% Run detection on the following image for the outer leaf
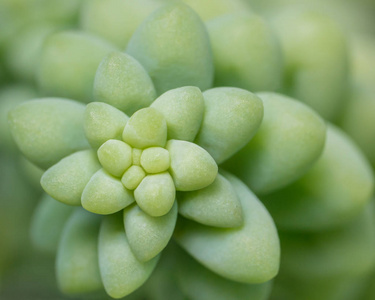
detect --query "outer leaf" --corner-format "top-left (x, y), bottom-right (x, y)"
top-left (30, 193), bottom-right (74, 253)
top-left (38, 31), bottom-right (117, 102)
top-left (178, 173), bottom-right (243, 228)
top-left (166, 140), bottom-right (218, 191)
top-left (194, 87), bottom-right (263, 164)
top-left (99, 213), bottom-right (160, 299)
top-left (262, 124), bottom-right (374, 231)
top-left (126, 3), bottom-right (214, 95)
top-left (123, 202), bottom-right (177, 262)
top-left (174, 171), bottom-right (280, 284)
top-left (82, 169), bottom-right (134, 215)
top-left (41, 150), bottom-right (101, 206)
top-left (94, 51), bottom-right (156, 115)
top-left (224, 92), bottom-right (326, 195)
top-left (56, 209), bottom-right (103, 294)
top-left (151, 86), bottom-right (205, 142)
top-left (206, 13), bottom-right (282, 92)
top-left (8, 98), bottom-right (89, 169)
top-left (84, 102), bottom-right (129, 149)
top-left (175, 244), bottom-right (273, 300)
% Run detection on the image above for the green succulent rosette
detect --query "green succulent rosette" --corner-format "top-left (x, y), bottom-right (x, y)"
top-left (9, 83), bottom-right (306, 298)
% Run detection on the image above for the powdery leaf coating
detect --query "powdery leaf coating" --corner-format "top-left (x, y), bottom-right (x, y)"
top-left (8, 98), bottom-right (89, 169)
top-left (140, 147), bottom-right (170, 174)
top-left (121, 165), bottom-right (146, 190)
top-left (195, 87), bottom-right (263, 164)
top-left (38, 31), bottom-right (117, 102)
top-left (99, 214), bottom-right (160, 299)
top-left (206, 12), bottom-right (282, 92)
top-left (41, 150), bottom-right (101, 206)
top-left (126, 3), bottom-right (214, 95)
top-left (94, 51), bottom-right (157, 115)
top-left (80, 0), bottom-right (164, 49)
top-left (98, 140), bottom-right (133, 177)
top-left (151, 86), bottom-right (205, 141)
top-left (166, 140), bottom-right (218, 191)
top-left (272, 9), bottom-right (349, 121)
top-left (280, 202), bottom-right (375, 280)
top-left (183, 0), bottom-right (252, 21)
top-left (30, 194), bottom-right (74, 253)
top-left (174, 171), bottom-right (280, 284)
top-left (175, 245), bottom-right (273, 300)
top-left (56, 209), bottom-right (103, 295)
top-left (178, 173), bottom-right (243, 228)
top-left (84, 102), bottom-right (129, 149)
top-left (123, 202), bottom-right (177, 262)
top-left (122, 107), bottom-right (167, 149)
top-left (82, 169), bottom-right (134, 215)
top-left (134, 172), bottom-right (176, 217)
top-left (262, 124), bottom-right (374, 231)
top-left (224, 92), bottom-right (326, 195)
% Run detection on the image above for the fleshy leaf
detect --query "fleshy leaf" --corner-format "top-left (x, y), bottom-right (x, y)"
top-left (178, 173), bottom-right (243, 228)
top-left (121, 165), bottom-right (146, 190)
top-left (98, 140), bottom-right (132, 177)
top-left (166, 140), bottom-right (218, 191)
top-left (151, 86), bottom-right (205, 141)
top-left (8, 98), bottom-right (89, 169)
top-left (134, 172), bottom-right (176, 217)
top-left (224, 92), bottom-right (326, 195)
top-left (123, 202), bottom-right (177, 262)
top-left (41, 150), bottom-right (101, 206)
top-left (262, 124), bottom-right (374, 231)
top-left (81, 0), bottom-right (164, 49)
top-left (30, 193), bottom-right (74, 253)
top-left (206, 12), bottom-right (282, 92)
top-left (126, 3), bottom-right (214, 95)
top-left (99, 213), bottom-right (160, 299)
top-left (57, 209), bottom-right (103, 294)
top-left (122, 107), bottom-right (167, 149)
top-left (175, 244), bottom-right (273, 300)
top-left (140, 147), bottom-right (170, 174)
top-left (38, 31), bottom-right (117, 102)
top-left (174, 171), bottom-right (280, 284)
top-left (94, 51), bottom-right (156, 115)
top-left (84, 102), bottom-right (129, 149)
top-left (194, 87), bottom-right (264, 164)
top-left (82, 169), bottom-right (134, 215)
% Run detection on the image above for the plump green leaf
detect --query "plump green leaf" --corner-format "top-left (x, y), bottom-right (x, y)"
top-left (82, 169), bottom-right (134, 215)
top-left (121, 165), bottom-right (146, 190)
top-left (207, 12), bottom-right (282, 92)
top-left (166, 140), bottom-right (218, 191)
top-left (195, 87), bottom-right (263, 164)
top-left (8, 98), bottom-right (89, 169)
top-left (262, 125), bottom-right (374, 230)
top-left (122, 107), bottom-right (167, 149)
top-left (178, 173), bottom-right (243, 228)
top-left (84, 102), bottom-right (129, 149)
top-left (57, 209), bottom-right (103, 294)
top-left (126, 3), bottom-right (214, 95)
top-left (30, 193), bottom-right (74, 253)
top-left (123, 202), bottom-right (177, 262)
top-left (99, 213), bottom-right (160, 298)
top-left (38, 31), bottom-right (117, 102)
top-left (134, 172), bottom-right (176, 217)
top-left (41, 150), bottom-right (101, 206)
top-left (174, 171), bottom-right (280, 284)
top-left (98, 140), bottom-right (132, 177)
top-left (224, 92), bottom-right (326, 195)
top-left (151, 86), bottom-right (205, 142)
top-left (94, 51), bottom-right (156, 115)
top-left (140, 147), bottom-right (170, 174)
